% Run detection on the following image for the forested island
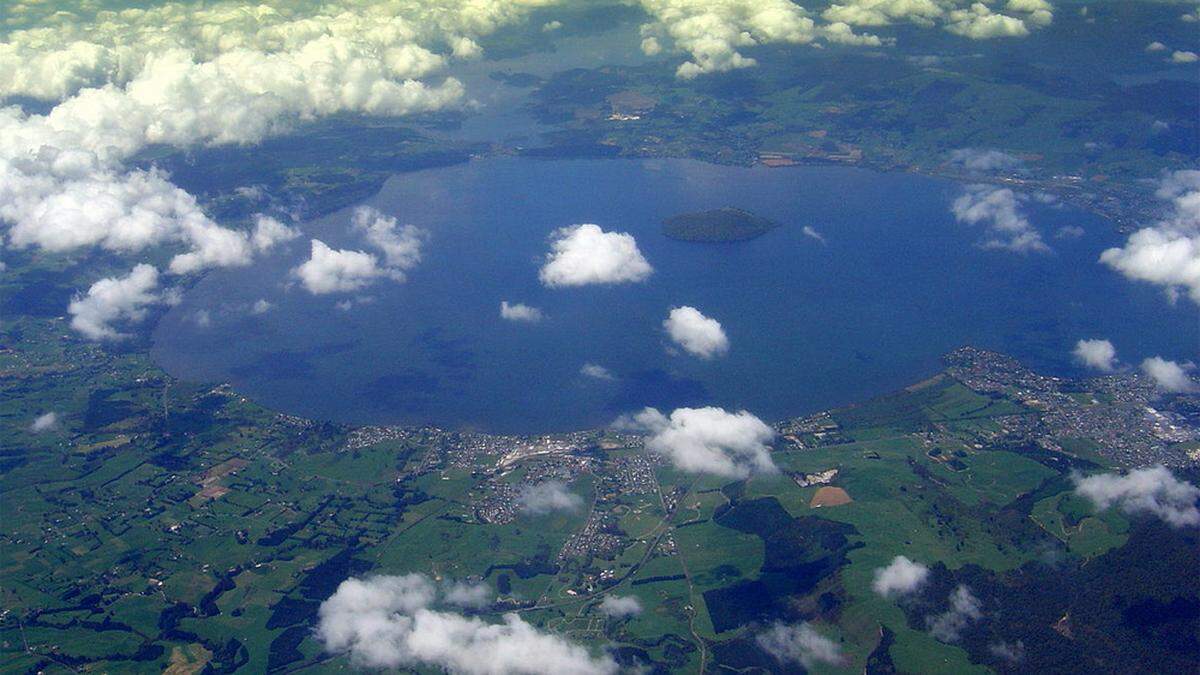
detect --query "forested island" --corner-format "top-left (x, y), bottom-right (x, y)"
top-left (662, 207), bottom-right (780, 242)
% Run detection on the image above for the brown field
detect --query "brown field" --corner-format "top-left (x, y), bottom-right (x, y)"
top-left (810, 486), bottom-right (852, 508)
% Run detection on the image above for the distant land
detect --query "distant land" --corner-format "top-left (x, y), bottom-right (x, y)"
top-left (662, 207), bottom-right (780, 243)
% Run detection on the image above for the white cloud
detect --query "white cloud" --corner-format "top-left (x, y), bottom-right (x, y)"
top-left (1102, 171), bottom-right (1200, 304)
top-left (948, 147), bottom-right (1024, 172)
top-left (663, 306), bottom-right (729, 359)
top-left (945, 3), bottom-right (1032, 38)
top-left (30, 412), bottom-right (59, 433)
top-left (1171, 50), bottom-right (1199, 63)
top-left (1146, 41), bottom-right (1167, 52)
top-left (989, 640), bottom-right (1026, 663)
top-left (1140, 356), bottom-right (1198, 393)
top-left (756, 622), bottom-right (843, 669)
top-left (539, 224), bottom-right (653, 288)
top-left (822, 0), bottom-right (1052, 38)
top-left (927, 585), bottom-right (982, 643)
top-left (500, 301), bottom-right (545, 323)
top-left (872, 555), bottom-right (930, 598)
top-left (317, 574), bottom-right (617, 674)
top-left (1072, 338), bottom-right (1117, 373)
top-left (352, 206), bottom-right (425, 272)
top-left (635, 0), bottom-right (895, 78)
top-left (442, 581), bottom-right (492, 609)
top-left (598, 595), bottom-right (642, 618)
top-left (68, 263), bottom-right (162, 340)
top-left (1055, 225), bottom-right (1084, 239)
top-left (519, 481), bottom-right (584, 514)
top-left (581, 363), bottom-right (616, 380)
top-left (0, 0), bottom-right (538, 292)
top-left (0, 156), bottom-right (254, 275)
top-left (951, 184), bottom-right (1049, 253)
top-left (1075, 465), bottom-right (1200, 528)
top-left (617, 407), bottom-right (776, 478)
top-left (802, 225), bottom-right (827, 244)
top-left (251, 299), bottom-right (274, 315)
top-left (292, 210), bottom-right (425, 295)
top-left (293, 239), bottom-right (395, 295)
top-left (251, 215), bottom-right (300, 252)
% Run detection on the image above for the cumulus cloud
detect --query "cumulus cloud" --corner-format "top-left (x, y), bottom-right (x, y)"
top-left (30, 412), bottom-right (59, 433)
top-left (1072, 338), bottom-right (1117, 373)
top-left (1171, 50), bottom-right (1199, 64)
top-left (617, 407), bottom-right (776, 478)
top-left (756, 622), bottom-right (844, 669)
top-left (1101, 170), bottom-right (1200, 304)
top-left (293, 240), bottom-right (395, 295)
top-left (1146, 41), bottom-right (1167, 52)
top-left (635, 0), bottom-right (883, 79)
top-left (251, 299), bottom-right (274, 315)
top-left (0, 0), bottom-right (1053, 298)
top-left (948, 147), bottom-right (1024, 172)
top-left (581, 363), bottom-right (616, 380)
top-left (539, 224), bottom-right (653, 288)
top-left (1074, 465), bottom-right (1200, 527)
top-left (519, 481), bottom-right (584, 514)
top-left (317, 574), bottom-right (616, 674)
top-left (0, 0), bottom-right (534, 296)
top-left (68, 264), bottom-right (163, 340)
top-left (352, 206), bottom-right (425, 272)
top-left (872, 556), bottom-right (930, 598)
top-left (251, 215), bottom-right (300, 252)
top-left (927, 585), bottom-right (982, 643)
top-left (500, 301), bottom-right (545, 323)
top-left (1140, 357), bottom-right (1198, 393)
top-left (802, 225), bottom-right (827, 244)
top-left (598, 595), bottom-right (642, 618)
top-left (951, 184), bottom-right (1049, 253)
top-left (663, 306), bottom-right (729, 359)
top-left (822, 0), bottom-right (1052, 38)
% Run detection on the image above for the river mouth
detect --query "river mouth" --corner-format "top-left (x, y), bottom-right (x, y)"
top-left (150, 157), bottom-right (1196, 434)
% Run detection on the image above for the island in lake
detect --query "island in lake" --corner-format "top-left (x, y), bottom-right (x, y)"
top-left (662, 207), bottom-right (780, 242)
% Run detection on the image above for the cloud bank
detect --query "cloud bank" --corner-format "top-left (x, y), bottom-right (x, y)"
top-left (872, 555), bottom-right (930, 598)
top-left (823, 0), bottom-right (1053, 39)
top-left (540, 224), bottom-right (653, 288)
top-left (663, 306), bottom-right (729, 359)
top-left (316, 573), bottom-right (617, 674)
top-left (617, 406), bottom-right (776, 478)
top-left (1075, 465), bottom-right (1200, 528)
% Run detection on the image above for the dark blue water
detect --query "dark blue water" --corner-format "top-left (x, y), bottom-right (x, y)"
top-left (151, 158), bottom-right (1198, 433)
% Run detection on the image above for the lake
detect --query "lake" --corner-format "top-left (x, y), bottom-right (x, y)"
top-left (151, 158), bottom-right (1198, 433)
